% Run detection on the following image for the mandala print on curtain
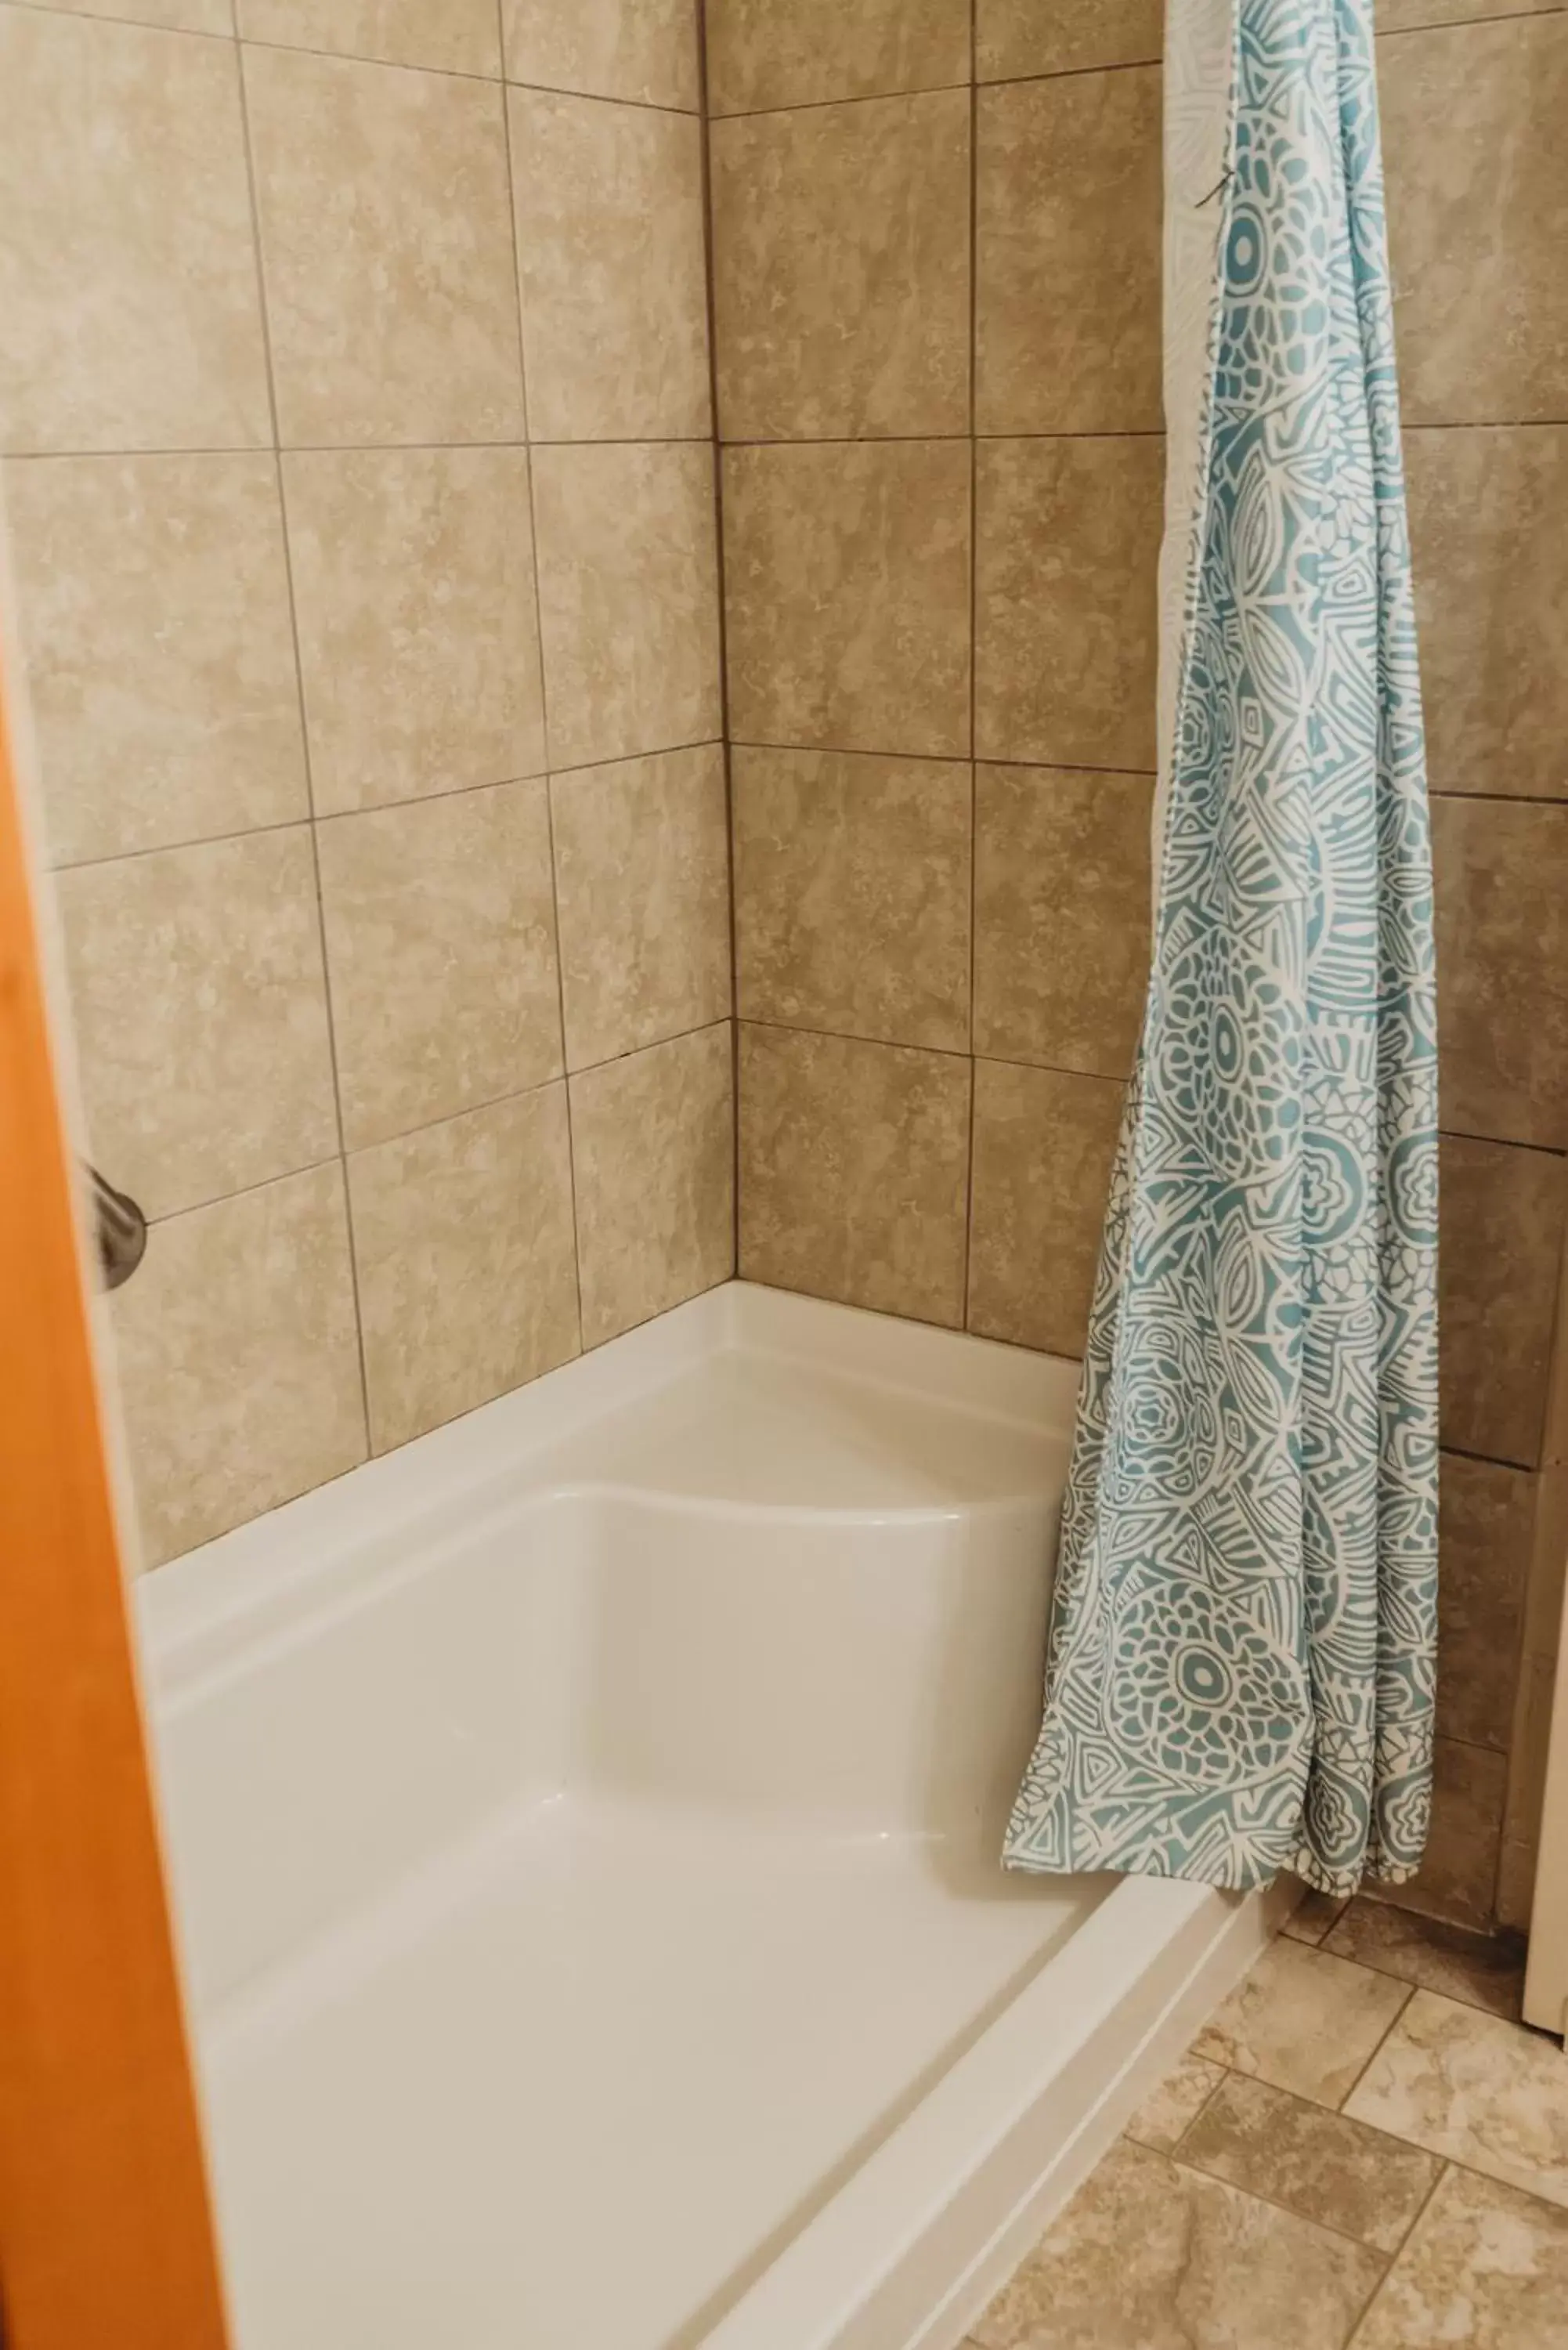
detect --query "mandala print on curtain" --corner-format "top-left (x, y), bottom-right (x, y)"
top-left (1003, 0), bottom-right (1438, 1895)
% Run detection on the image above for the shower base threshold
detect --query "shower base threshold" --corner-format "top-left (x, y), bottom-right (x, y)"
top-left (139, 1282), bottom-right (1288, 2350)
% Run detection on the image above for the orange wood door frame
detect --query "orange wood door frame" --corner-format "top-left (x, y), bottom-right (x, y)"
top-left (0, 654), bottom-right (230, 2345)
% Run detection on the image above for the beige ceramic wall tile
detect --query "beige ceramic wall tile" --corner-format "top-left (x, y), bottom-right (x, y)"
top-left (56, 829), bottom-right (338, 1221)
top-left (570, 1023), bottom-right (734, 1347)
top-left (349, 1085), bottom-right (580, 1452)
top-left (738, 1023), bottom-right (970, 1327)
top-left (976, 69), bottom-right (1162, 435)
top-left (967, 1061), bottom-right (1123, 1358)
top-left (1346, 1988), bottom-right (1568, 2204)
top-left (4, 454), bottom-right (306, 864)
top-left (531, 441), bottom-right (721, 770)
top-left (510, 90), bottom-right (710, 443)
top-left (37, 0), bottom-right (230, 32)
top-left (706, 0), bottom-right (970, 114)
top-left (1379, 1735), bottom-right (1507, 1932)
top-left (111, 1163), bottom-right (366, 1566)
top-left (1355, 2163), bottom-right (1568, 2350)
top-left (1325, 1896), bottom-right (1526, 2020)
top-left (976, 437), bottom-right (1162, 772)
top-left (1405, 428), bottom-right (1568, 801)
top-left (1381, 16), bottom-right (1568, 425)
top-left (1380, 0), bottom-right (1545, 25)
top-left (1433, 796), bottom-right (1568, 1150)
top-left (501, 0), bottom-right (699, 110)
top-left (1497, 1838), bottom-right (1538, 1937)
top-left (1440, 1135), bottom-right (1566, 1468)
top-left (551, 743), bottom-right (731, 1071)
top-left (316, 781), bottom-right (562, 1151)
top-left (283, 446), bottom-right (544, 815)
top-left (972, 2138), bottom-right (1384, 2350)
top-left (1193, 1938), bottom-right (1412, 2107)
top-left (238, 0), bottom-right (503, 75)
top-left (711, 89), bottom-right (970, 442)
top-left (1498, 1664), bottom-right (1554, 1934)
top-left (977, 0), bottom-right (1162, 81)
top-left (724, 440), bottom-right (971, 760)
top-left (1178, 2072), bottom-right (1442, 2252)
top-left (0, 10), bottom-right (269, 453)
top-left (974, 765), bottom-right (1152, 1079)
top-left (243, 45), bottom-right (525, 446)
top-left (1123, 2051), bottom-right (1226, 2153)
top-left (1436, 1453), bottom-right (1535, 1751)
top-left (732, 747), bottom-right (971, 1053)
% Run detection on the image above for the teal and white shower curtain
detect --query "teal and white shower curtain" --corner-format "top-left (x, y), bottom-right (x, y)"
top-left (1004, 0), bottom-right (1438, 1895)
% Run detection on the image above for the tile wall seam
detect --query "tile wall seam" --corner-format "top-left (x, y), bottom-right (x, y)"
top-left (223, 27), bottom-right (503, 85)
top-left (25, 418), bottom-right (1568, 461)
top-left (42, 758), bottom-right (1568, 883)
top-left (738, 1003), bottom-right (1134, 1080)
top-left (501, 77), bottom-right (699, 119)
top-left (3, 436), bottom-right (718, 458)
top-left (230, 20), bottom-right (374, 1457)
top-left (498, 42), bottom-right (585, 1358)
top-left (692, 0), bottom-right (742, 1280)
top-left (36, 749), bottom-right (722, 873)
top-left (736, 1014), bottom-right (981, 1070)
top-left (142, 1150), bottom-right (340, 1228)
top-left (1378, 4), bottom-right (1568, 42)
top-left (976, 58), bottom-right (1166, 93)
top-left (56, 14), bottom-right (712, 110)
top-left (136, 1020), bottom-right (739, 1231)
top-left (729, 736), bottom-right (1162, 780)
top-left (707, 78), bottom-right (974, 127)
top-left (0, 0), bottom-right (230, 42)
top-left (962, 0), bottom-right (979, 1332)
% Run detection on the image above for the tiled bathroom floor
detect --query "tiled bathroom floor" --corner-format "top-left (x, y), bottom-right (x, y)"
top-left (963, 1896), bottom-right (1568, 2348)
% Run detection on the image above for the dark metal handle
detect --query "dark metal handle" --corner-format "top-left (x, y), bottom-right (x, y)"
top-left (86, 1164), bottom-right (146, 1291)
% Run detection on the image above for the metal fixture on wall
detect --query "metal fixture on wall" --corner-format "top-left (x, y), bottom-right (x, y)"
top-left (86, 1163), bottom-right (145, 1291)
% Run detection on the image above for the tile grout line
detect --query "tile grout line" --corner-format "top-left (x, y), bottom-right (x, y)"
top-left (705, 41), bottom-right (1291, 127)
top-left (732, 738), bottom-right (1163, 778)
top-left (1335, 1978), bottom-right (1418, 2113)
top-left (692, 0), bottom-right (744, 1285)
top-left (14, 422), bottom-right (1568, 463)
top-left (1162, 2141), bottom-right (1398, 2265)
top-left (44, 740), bottom-right (730, 874)
top-left (229, 18), bottom-right (374, 1460)
top-left (961, 0), bottom-right (980, 1332)
top-left (1378, 2), bottom-right (1567, 39)
top-left (1340, 2160), bottom-right (1454, 2348)
top-left (138, 1012), bottom-right (739, 1238)
top-left (496, 20), bottom-right (588, 1359)
top-left (1312, 1943), bottom-right (1522, 2019)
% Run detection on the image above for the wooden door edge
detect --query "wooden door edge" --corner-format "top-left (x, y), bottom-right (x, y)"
top-left (0, 642), bottom-right (231, 2345)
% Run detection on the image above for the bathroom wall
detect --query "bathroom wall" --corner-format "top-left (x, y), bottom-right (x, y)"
top-left (1382, 2), bottom-right (1568, 1933)
top-left (705, 0), bottom-right (1568, 1934)
top-left (0, 0), bottom-right (732, 1569)
top-left (710, 0), bottom-right (1162, 1347)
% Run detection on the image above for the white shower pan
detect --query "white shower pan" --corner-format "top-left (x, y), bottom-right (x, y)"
top-left (137, 1282), bottom-right (1288, 2350)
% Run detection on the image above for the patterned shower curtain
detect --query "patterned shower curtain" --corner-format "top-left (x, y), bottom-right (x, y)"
top-left (1003, 0), bottom-right (1438, 1896)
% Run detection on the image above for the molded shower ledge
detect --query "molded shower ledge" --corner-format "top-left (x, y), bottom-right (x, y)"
top-left (137, 1282), bottom-right (1291, 2350)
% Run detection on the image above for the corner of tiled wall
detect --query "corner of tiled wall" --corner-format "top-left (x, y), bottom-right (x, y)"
top-left (0, 0), bottom-right (735, 1569)
top-left (705, 0), bottom-right (1568, 1932)
top-left (707, 0), bottom-right (1165, 1349)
